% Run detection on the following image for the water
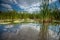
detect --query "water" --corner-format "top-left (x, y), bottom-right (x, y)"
top-left (0, 23), bottom-right (60, 40)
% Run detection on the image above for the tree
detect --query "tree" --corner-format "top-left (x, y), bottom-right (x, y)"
top-left (39, 0), bottom-right (50, 40)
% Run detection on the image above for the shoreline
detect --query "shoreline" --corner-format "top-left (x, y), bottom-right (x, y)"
top-left (0, 19), bottom-right (36, 24)
top-left (0, 19), bottom-right (60, 24)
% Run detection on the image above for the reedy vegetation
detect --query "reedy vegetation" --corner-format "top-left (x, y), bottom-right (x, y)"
top-left (0, 9), bottom-right (60, 21)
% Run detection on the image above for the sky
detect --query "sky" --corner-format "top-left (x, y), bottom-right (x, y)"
top-left (0, 0), bottom-right (60, 13)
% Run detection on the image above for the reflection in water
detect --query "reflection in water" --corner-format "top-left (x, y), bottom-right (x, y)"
top-left (39, 22), bottom-right (49, 40)
top-left (0, 23), bottom-right (60, 40)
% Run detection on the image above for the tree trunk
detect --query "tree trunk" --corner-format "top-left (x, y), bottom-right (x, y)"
top-left (39, 21), bottom-right (49, 40)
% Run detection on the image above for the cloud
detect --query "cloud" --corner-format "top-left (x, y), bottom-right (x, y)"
top-left (26, 7), bottom-right (40, 13)
top-left (13, 0), bottom-right (18, 4)
top-left (0, 3), bottom-right (13, 11)
top-left (17, 0), bottom-right (57, 12)
top-left (1, 0), bottom-right (12, 4)
top-left (1, 4), bottom-right (12, 9)
top-left (49, 0), bottom-right (57, 4)
top-left (18, 2), bottom-right (29, 9)
top-left (58, 7), bottom-right (60, 9)
top-left (0, 0), bottom-right (58, 12)
top-left (1, 0), bottom-right (17, 4)
top-left (16, 0), bottom-right (41, 5)
top-left (25, 2), bottom-right (40, 13)
top-left (17, 2), bottom-right (41, 13)
top-left (1, 0), bottom-right (57, 4)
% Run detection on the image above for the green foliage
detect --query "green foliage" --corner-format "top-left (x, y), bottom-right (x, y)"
top-left (51, 9), bottom-right (60, 20)
top-left (0, 8), bottom-right (60, 21)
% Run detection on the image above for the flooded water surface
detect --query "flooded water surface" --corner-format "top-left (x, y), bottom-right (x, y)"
top-left (0, 23), bottom-right (60, 40)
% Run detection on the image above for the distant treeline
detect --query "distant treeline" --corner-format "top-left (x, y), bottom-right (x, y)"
top-left (0, 9), bottom-right (60, 21)
top-left (0, 11), bottom-right (41, 19)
